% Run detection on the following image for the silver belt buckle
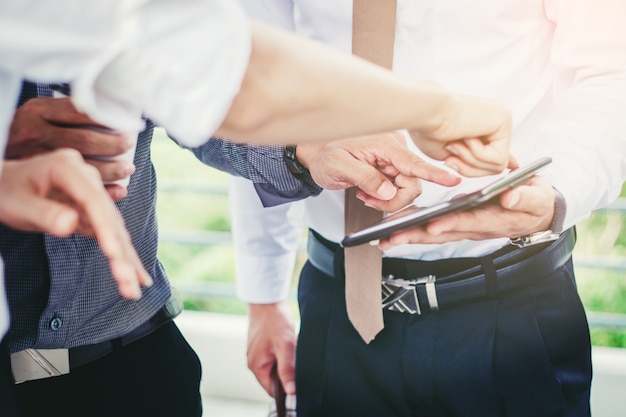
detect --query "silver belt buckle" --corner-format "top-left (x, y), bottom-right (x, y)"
top-left (10, 348), bottom-right (70, 384)
top-left (381, 275), bottom-right (438, 315)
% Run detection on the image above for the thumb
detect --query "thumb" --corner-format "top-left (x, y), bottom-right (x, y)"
top-left (500, 188), bottom-right (521, 210)
top-left (499, 178), bottom-right (549, 215)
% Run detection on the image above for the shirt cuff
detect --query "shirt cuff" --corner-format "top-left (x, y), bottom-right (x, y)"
top-left (72, 0), bottom-right (252, 147)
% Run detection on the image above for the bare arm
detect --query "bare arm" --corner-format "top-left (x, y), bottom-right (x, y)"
top-left (218, 22), bottom-right (512, 176)
top-left (219, 23), bottom-right (448, 142)
top-left (0, 2), bottom-right (510, 177)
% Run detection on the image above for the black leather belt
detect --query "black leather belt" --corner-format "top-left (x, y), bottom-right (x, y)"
top-left (69, 306), bottom-right (173, 368)
top-left (11, 304), bottom-right (177, 383)
top-left (307, 228), bottom-right (576, 313)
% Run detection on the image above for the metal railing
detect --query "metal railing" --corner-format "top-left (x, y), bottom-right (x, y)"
top-left (159, 185), bottom-right (626, 331)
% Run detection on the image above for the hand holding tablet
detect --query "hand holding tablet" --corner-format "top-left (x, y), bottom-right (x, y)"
top-left (341, 157), bottom-right (552, 247)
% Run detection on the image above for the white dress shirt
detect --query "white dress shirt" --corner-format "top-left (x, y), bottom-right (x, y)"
top-left (0, 0), bottom-right (251, 337)
top-left (232, 0), bottom-right (626, 303)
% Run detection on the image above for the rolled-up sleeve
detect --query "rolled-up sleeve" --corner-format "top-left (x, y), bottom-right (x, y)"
top-left (0, 0), bottom-right (254, 147)
top-left (185, 138), bottom-right (322, 206)
top-left (537, 0), bottom-right (626, 227)
top-left (71, 0), bottom-right (253, 146)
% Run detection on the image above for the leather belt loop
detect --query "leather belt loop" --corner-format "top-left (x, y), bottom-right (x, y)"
top-left (424, 275), bottom-right (439, 311)
top-left (480, 256), bottom-right (500, 299)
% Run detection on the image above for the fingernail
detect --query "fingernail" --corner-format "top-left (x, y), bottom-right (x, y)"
top-left (54, 211), bottom-right (76, 235)
top-left (505, 190), bottom-right (520, 208)
top-left (376, 182), bottom-right (397, 200)
top-left (444, 161), bottom-right (459, 172)
top-left (357, 193), bottom-right (374, 209)
top-left (284, 381), bottom-right (296, 395)
top-left (127, 284), bottom-right (142, 300)
top-left (446, 145), bottom-right (459, 156)
top-left (143, 275), bottom-right (154, 287)
top-left (368, 239), bottom-right (380, 246)
top-left (429, 226), bottom-right (442, 236)
top-left (125, 163), bottom-right (136, 176)
top-left (113, 188), bottom-right (128, 201)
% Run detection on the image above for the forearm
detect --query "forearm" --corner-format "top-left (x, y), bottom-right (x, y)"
top-left (217, 22), bottom-right (451, 143)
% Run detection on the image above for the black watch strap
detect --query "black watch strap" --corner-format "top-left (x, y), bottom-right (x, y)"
top-left (283, 145), bottom-right (309, 175)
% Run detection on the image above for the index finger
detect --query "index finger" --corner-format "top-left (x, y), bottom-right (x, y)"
top-left (444, 138), bottom-right (509, 176)
top-left (48, 150), bottom-right (152, 298)
top-left (339, 155), bottom-right (399, 200)
top-left (380, 144), bottom-right (461, 187)
top-left (356, 173), bottom-right (423, 212)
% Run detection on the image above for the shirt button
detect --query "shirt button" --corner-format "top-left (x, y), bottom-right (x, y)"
top-left (49, 317), bottom-right (63, 331)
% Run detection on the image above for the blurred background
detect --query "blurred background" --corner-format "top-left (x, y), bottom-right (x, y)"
top-left (151, 128), bottom-right (626, 416)
top-left (152, 128), bottom-right (626, 347)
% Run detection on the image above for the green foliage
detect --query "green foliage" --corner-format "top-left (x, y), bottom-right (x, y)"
top-left (572, 184), bottom-right (626, 347)
top-left (157, 192), bottom-right (230, 232)
top-left (589, 328), bottom-right (626, 347)
top-left (183, 297), bottom-right (248, 315)
top-left (158, 243), bottom-right (236, 283)
top-left (576, 270), bottom-right (626, 314)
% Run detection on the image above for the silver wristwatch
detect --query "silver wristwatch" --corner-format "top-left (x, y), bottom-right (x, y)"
top-left (509, 230), bottom-right (561, 248)
top-left (509, 187), bottom-right (566, 248)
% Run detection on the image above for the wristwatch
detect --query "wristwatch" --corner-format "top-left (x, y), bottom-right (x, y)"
top-left (283, 145), bottom-right (309, 176)
top-left (509, 187), bottom-right (566, 248)
top-left (510, 230), bottom-right (561, 248)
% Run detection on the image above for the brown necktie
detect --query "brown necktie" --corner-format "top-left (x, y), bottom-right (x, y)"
top-left (345, 0), bottom-right (397, 344)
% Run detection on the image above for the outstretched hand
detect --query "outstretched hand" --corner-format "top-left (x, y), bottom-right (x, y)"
top-left (296, 131), bottom-right (461, 213)
top-left (0, 149), bottom-right (152, 299)
top-left (410, 94), bottom-right (517, 177)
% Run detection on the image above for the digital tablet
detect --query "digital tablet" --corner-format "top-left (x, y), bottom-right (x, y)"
top-left (341, 156), bottom-right (552, 247)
